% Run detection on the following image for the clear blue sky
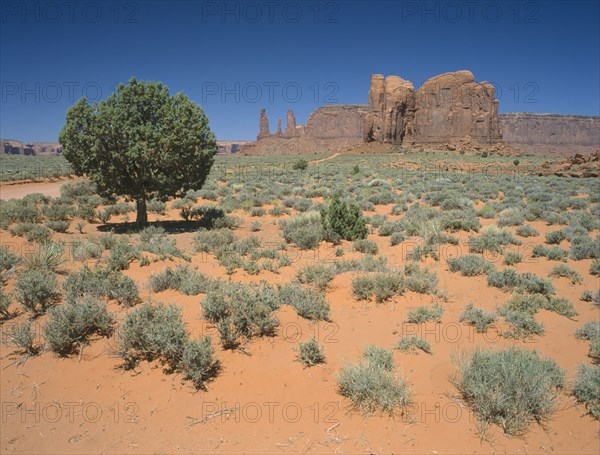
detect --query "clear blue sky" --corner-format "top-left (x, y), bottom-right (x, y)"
top-left (1, 0), bottom-right (599, 142)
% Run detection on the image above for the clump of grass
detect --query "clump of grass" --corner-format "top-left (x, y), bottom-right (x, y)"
top-left (499, 309), bottom-right (545, 339)
top-left (454, 347), bottom-right (564, 435)
top-left (407, 303), bottom-right (444, 323)
top-left (575, 321), bottom-right (600, 362)
top-left (487, 269), bottom-right (555, 296)
top-left (353, 239), bottom-right (378, 255)
top-left (297, 337), bottom-right (325, 367)
top-left (337, 346), bottom-right (410, 415)
top-left (396, 336), bottom-right (432, 354)
top-left (460, 304), bottom-right (496, 333)
top-left (278, 283), bottom-right (329, 321)
top-left (363, 345), bottom-right (395, 371)
top-left (447, 255), bottom-right (494, 276)
top-left (572, 365), bottom-right (600, 419)
top-left (532, 244), bottom-right (569, 262)
top-left (581, 290), bottom-right (600, 305)
top-left (548, 264), bottom-right (583, 284)
top-left (516, 224), bottom-right (539, 238)
top-left (280, 211), bottom-right (323, 250)
top-left (63, 265), bottom-right (139, 307)
top-left (545, 229), bottom-right (567, 245)
top-left (7, 321), bottom-right (40, 355)
top-left (403, 262), bottom-right (439, 294)
top-left (20, 242), bottom-right (65, 272)
top-left (468, 226), bottom-right (520, 254)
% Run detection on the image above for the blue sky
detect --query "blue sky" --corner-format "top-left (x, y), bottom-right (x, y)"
top-left (1, 0), bottom-right (599, 142)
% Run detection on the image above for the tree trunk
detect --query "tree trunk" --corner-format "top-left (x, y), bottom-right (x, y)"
top-left (136, 198), bottom-right (148, 226)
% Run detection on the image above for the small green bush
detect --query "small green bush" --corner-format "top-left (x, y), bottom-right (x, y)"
top-left (590, 258), bottom-right (600, 276)
top-left (279, 283), bottom-right (329, 320)
top-left (396, 336), bottom-right (432, 354)
top-left (292, 158), bottom-right (308, 171)
top-left (107, 238), bottom-right (140, 271)
top-left (487, 269), bottom-right (555, 296)
top-left (516, 225), bottom-right (539, 238)
top-left (455, 347), bottom-right (564, 435)
top-left (46, 220), bottom-right (70, 233)
top-left (9, 223), bottom-right (52, 243)
top-left (497, 208), bottom-right (525, 227)
top-left (16, 268), bottom-right (60, 315)
top-left (503, 251), bottom-right (523, 265)
top-left (138, 226), bottom-right (187, 260)
top-left (390, 232), bottom-right (405, 246)
top-left (403, 262), bottom-right (439, 294)
top-left (468, 226), bottom-right (520, 254)
top-left (0, 245), bottom-right (20, 276)
top-left (297, 337), bottom-right (326, 366)
top-left (572, 365), bottom-right (600, 419)
top-left (0, 285), bottom-right (13, 319)
top-left (351, 272), bottom-right (404, 302)
top-left (460, 304), bottom-right (496, 333)
top-left (407, 303), bottom-right (444, 323)
top-left (532, 245), bottom-right (569, 262)
top-left (321, 193), bottom-right (368, 243)
top-left (545, 230), bottom-right (567, 245)
top-left (499, 309), bottom-right (545, 338)
top-left (575, 321), bottom-right (600, 362)
top-left (44, 298), bottom-right (113, 356)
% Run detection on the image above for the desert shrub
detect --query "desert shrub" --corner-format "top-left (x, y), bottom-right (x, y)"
top-left (63, 265), bottom-right (139, 306)
top-left (516, 224), bottom-right (539, 238)
top-left (44, 298), bottom-right (113, 356)
top-left (454, 347), bottom-right (564, 435)
top-left (363, 345), bottom-right (395, 371)
top-left (351, 272), bottom-right (404, 303)
top-left (545, 229), bottom-right (567, 245)
top-left (498, 208), bottom-right (525, 227)
top-left (107, 238), bottom-right (140, 271)
top-left (16, 268), bottom-right (60, 315)
top-left (581, 290), bottom-right (600, 304)
top-left (117, 302), bottom-right (188, 369)
top-left (499, 309), bottom-right (545, 338)
top-left (396, 336), bottom-right (431, 354)
top-left (279, 283), bottom-right (329, 321)
top-left (477, 204), bottom-right (496, 219)
top-left (337, 350), bottom-right (410, 415)
top-left (503, 251), bottom-right (523, 265)
top-left (468, 226), bottom-right (520, 254)
top-left (460, 304), bottom-right (496, 333)
top-left (292, 158), bottom-right (308, 171)
top-left (180, 337), bottom-right (220, 389)
top-left (172, 199), bottom-right (194, 221)
top-left (147, 199), bottom-right (167, 214)
top-left (297, 337), bottom-right (325, 366)
top-left (0, 285), bottom-right (13, 319)
top-left (576, 321), bottom-right (600, 362)
top-left (487, 270), bottom-right (555, 295)
top-left (390, 232), bottom-right (405, 246)
top-left (71, 239), bottom-right (103, 261)
top-left (447, 255), bottom-right (494, 276)
top-left (96, 208), bottom-right (112, 224)
top-left (21, 242), bottom-right (65, 272)
top-left (321, 193), bottom-right (368, 243)
top-left (590, 258), bottom-right (600, 276)
top-left (543, 296), bottom-right (578, 318)
top-left (138, 226), bottom-right (187, 260)
top-left (548, 264), bottom-right (583, 284)
top-left (249, 221), bottom-right (261, 232)
top-left (407, 303), bottom-right (444, 323)
top-left (7, 320), bottom-right (40, 355)
top-left (148, 265), bottom-right (212, 295)
top-left (202, 282), bottom-right (279, 348)
top-left (403, 262), bottom-right (438, 294)
top-left (531, 244), bottom-right (568, 262)
top-left (378, 221), bottom-right (402, 237)
top-left (572, 365), bottom-right (600, 419)
top-left (353, 239), bottom-right (378, 255)
top-left (194, 228), bottom-right (237, 253)
top-left (570, 236), bottom-right (600, 260)
top-left (268, 205), bottom-right (290, 217)
top-left (9, 223), bottom-right (52, 243)
top-left (212, 215), bottom-right (242, 230)
top-left (280, 212), bottom-right (323, 250)
top-left (46, 220), bottom-right (70, 233)
top-left (0, 245), bottom-right (20, 277)
top-left (296, 264), bottom-right (335, 291)
top-left (333, 255), bottom-right (389, 274)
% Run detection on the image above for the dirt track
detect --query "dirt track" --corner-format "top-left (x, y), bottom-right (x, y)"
top-left (0, 179), bottom-right (69, 200)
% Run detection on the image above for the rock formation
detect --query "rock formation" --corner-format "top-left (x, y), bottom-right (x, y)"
top-left (364, 74), bottom-right (416, 143)
top-left (285, 109), bottom-right (298, 137)
top-left (276, 118), bottom-right (282, 136)
top-left (500, 113), bottom-right (600, 156)
top-left (2, 139), bottom-right (62, 156)
top-left (257, 108), bottom-right (270, 140)
top-left (305, 105), bottom-right (367, 139)
top-left (413, 70), bottom-right (501, 146)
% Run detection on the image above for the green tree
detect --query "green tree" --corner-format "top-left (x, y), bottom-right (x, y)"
top-left (321, 192), bottom-right (368, 242)
top-left (59, 78), bottom-right (218, 226)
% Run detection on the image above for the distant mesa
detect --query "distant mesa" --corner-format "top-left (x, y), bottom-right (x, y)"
top-left (247, 70), bottom-right (600, 156)
top-left (2, 139), bottom-right (62, 156)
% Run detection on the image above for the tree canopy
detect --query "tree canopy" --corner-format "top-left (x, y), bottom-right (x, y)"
top-left (59, 77), bottom-right (218, 225)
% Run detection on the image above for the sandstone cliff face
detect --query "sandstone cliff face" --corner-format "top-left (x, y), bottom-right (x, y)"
top-left (413, 70), bottom-right (501, 145)
top-left (257, 108), bottom-right (270, 140)
top-left (305, 105), bottom-right (367, 139)
top-left (363, 75), bottom-right (416, 143)
top-left (285, 109), bottom-right (298, 137)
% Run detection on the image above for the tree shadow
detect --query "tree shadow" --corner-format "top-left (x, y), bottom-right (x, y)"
top-left (96, 219), bottom-right (215, 234)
